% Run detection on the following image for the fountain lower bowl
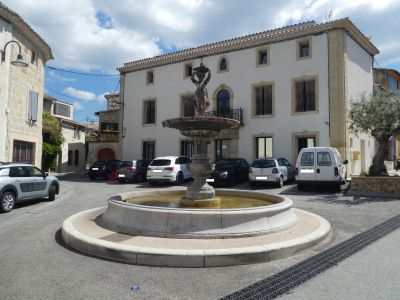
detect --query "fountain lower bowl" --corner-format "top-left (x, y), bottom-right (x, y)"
top-left (100, 189), bottom-right (297, 239)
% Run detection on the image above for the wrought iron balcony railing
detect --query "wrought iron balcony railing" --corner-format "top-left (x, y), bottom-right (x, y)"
top-left (204, 108), bottom-right (243, 126)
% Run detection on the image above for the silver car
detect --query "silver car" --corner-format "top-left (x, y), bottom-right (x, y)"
top-left (249, 158), bottom-right (295, 188)
top-left (0, 163), bottom-right (60, 213)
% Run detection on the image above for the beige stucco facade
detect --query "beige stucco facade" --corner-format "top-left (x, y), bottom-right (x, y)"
top-left (0, 3), bottom-right (52, 167)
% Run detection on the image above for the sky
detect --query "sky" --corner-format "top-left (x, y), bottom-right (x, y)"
top-left (3, 0), bottom-right (400, 123)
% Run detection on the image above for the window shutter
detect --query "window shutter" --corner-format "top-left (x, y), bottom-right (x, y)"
top-left (28, 91), bottom-right (39, 121)
top-left (265, 86), bottom-right (272, 114)
top-left (295, 82), bottom-right (304, 112)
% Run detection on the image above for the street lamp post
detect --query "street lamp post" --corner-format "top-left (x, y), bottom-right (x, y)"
top-left (1, 40), bottom-right (29, 67)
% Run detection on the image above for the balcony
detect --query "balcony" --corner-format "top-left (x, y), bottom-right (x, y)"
top-left (205, 108), bottom-right (243, 126)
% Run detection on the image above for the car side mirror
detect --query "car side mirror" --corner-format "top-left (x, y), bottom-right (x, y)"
top-left (342, 160), bottom-right (348, 165)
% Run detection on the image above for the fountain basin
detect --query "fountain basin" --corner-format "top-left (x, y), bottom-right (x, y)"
top-left (100, 189), bottom-right (297, 239)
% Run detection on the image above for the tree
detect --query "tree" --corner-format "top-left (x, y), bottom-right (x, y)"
top-left (349, 88), bottom-right (400, 176)
top-left (42, 112), bottom-right (64, 171)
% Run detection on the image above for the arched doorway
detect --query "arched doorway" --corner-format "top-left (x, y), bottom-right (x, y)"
top-left (216, 89), bottom-right (231, 118)
top-left (97, 148), bottom-right (115, 160)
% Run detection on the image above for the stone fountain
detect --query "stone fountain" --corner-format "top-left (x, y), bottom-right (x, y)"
top-left (61, 62), bottom-right (331, 267)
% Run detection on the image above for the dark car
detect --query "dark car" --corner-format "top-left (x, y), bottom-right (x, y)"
top-left (117, 160), bottom-right (151, 183)
top-left (89, 160), bottom-right (121, 180)
top-left (209, 158), bottom-right (250, 186)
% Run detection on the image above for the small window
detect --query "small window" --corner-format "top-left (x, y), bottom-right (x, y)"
top-left (317, 152), bottom-right (332, 166)
top-left (219, 57), bottom-right (228, 72)
top-left (300, 152), bottom-right (314, 166)
top-left (184, 63), bottom-right (192, 77)
top-left (299, 42), bottom-right (310, 58)
top-left (31, 50), bottom-right (36, 64)
top-left (258, 50), bottom-right (268, 65)
top-left (54, 103), bottom-right (71, 118)
top-left (146, 70), bottom-right (154, 84)
top-left (143, 100), bottom-right (156, 124)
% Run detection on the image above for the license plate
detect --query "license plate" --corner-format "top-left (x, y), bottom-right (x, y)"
top-left (118, 174), bottom-right (125, 177)
top-left (301, 169), bottom-right (314, 173)
top-left (153, 170), bottom-right (162, 173)
top-left (256, 176), bottom-right (268, 180)
top-left (92, 168), bottom-right (99, 170)
top-left (206, 179), bottom-right (214, 182)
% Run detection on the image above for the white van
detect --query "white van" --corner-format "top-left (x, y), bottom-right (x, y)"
top-left (295, 147), bottom-right (348, 190)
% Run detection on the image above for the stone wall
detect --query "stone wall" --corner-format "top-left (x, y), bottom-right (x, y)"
top-left (351, 176), bottom-right (400, 194)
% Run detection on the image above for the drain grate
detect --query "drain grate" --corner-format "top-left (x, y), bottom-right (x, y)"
top-left (220, 214), bottom-right (400, 300)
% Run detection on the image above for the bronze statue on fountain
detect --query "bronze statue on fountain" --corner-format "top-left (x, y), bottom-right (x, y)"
top-left (162, 62), bottom-right (239, 207)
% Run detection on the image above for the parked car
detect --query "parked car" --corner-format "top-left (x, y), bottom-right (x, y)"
top-left (249, 157), bottom-right (295, 188)
top-left (88, 160), bottom-right (121, 180)
top-left (295, 147), bottom-right (348, 191)
top-left (146, 156), bottom-right (192, 185)
top-left (0, 163), bottom-right (60, 213)
top-left (208, 158), bottom-right (250, 186)
top-left (117, 160), bottom-right (151, 183)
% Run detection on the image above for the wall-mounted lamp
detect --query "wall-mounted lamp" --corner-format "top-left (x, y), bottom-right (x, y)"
top-left (1, 40), bottom-right (29, 67)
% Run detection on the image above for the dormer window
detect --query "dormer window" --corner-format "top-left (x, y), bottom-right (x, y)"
top-left (218, 57), bottom-right (228, 72)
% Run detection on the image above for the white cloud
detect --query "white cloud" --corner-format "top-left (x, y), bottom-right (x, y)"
top-left (3, 0), bottom-right (399, 72)
top-left (73, 101), bottom-right (83, 111)
top-left (46, 70), bottom-right (76, 83)
top-left (64, 87), bottom-right (96, 101)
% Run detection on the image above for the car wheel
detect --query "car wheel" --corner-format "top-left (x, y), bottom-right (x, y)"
top-left (297, 183), bottom-right (304, 191)
top-left (277, 176), bottom-right (284, 188)
top-left (118, 179), bottom-right (125, 183)
top-left (1, 191), bottom-right (16, 213)
top-left (48, 184), bottom-right (56, 201)
top-left (148, 181), bottom-right (157, 186)
top-left (249, 181), bottom-right (256, 187)
top-left (89, 176), bottom-right (96, 181)
top-left (175, 172), bottom-right (184, 185)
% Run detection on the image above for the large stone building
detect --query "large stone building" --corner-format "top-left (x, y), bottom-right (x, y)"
top-left (0, 3), bottom-right (52, 167)
top-left (118, 18), bottom-right (379, 175)
top-left (43, 95), bottom-right (86, 172)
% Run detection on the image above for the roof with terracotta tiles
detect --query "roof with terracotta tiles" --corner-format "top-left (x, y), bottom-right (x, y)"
top-left (118, 18), bottom-right (379, 74)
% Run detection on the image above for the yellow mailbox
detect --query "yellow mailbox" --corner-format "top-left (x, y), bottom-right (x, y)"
top-left (352, 150), bottom-right (360, 160)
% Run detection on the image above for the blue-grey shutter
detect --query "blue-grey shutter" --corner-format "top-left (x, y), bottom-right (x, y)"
top-left (28, 91), bottom-right (38, 121)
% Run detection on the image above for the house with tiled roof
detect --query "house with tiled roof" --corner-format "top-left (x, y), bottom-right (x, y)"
top-left (118, 18), bottom-right (379, 175)
top-left (0, 2), bottom-right (53, 167)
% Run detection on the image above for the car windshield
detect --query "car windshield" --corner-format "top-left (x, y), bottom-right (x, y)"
top-left (251, 160), bottom-right (276, 168)
top-left (215, 160), bottom-right (236, 170)
top-left (150, 159), bottom-right (171, 166)
top-left (119, 161), bottom-right (135, 168)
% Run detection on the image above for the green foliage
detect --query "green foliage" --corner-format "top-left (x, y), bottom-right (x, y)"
top-left (349, 88), bottom-right (400, 176)
top-left (85, 133), bottom-right (96, 142)
top-left (42, 112), bottom-right (64, 171)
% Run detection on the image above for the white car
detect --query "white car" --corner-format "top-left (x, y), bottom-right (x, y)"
top-left (249, 158), bottom-right (295, 188)
top-left (295, 147), bottom-right (348, 191)
top-left (146, 156), bottom-right (192, 185)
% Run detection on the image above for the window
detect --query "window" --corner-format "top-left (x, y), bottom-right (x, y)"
top-left (74, 126), bottom-right (81, 139)
top-left (100, 123), bottom-right (118, 132)
top-left (254, 85), bottom-right (273, 116)
top-left (219, 57), bottom-right (228, 72)
top-left (74, 150), bottom-right (79, 165)
top-left (317, 152), bottom-right (332, 166)
top-left (31, 50), bottom-right (36, 64)
top-left (184, 63), bottom-right (192, 77)
top-left (26, 166), bottom-right (43, 177)
top-left (28, 91), bottom-right (38, 121)
top-left (255, 137), bottom-right (273, 159)
top-left (146, 70), bottom-right (154, 84)
top-left (9, 166), bottom-right (28, 177)
top-left (300, 152), bottom-right (314, 166)
top-left (215, 139), bottom-right (231, 160)
top-left (143, 141), bottom-right (155, 160)
top-left (258, 49), bottom-right (268, 65)
top-left (181, 95), bottom-right (195, 117)
top-left (294, 79), bottom-right (316, 112)
top-left (278, 158), bottom-right (291, 167)
top-left (143, 100), bottom-right (156, 124)
top-left (54, 103), bottom-right (71, 118)
top-left (297, 137), bottom-right (315, 154)
top-left (216, 89), bottom-right (230, 117)
top-left (12, 140), bottom-right (33, 164)
top-left (297, 39), bottom-right (311, 59)
top-left (181, 141), bottom-right (194, 158)
top-left (68, 150), bottom-right (73, 165)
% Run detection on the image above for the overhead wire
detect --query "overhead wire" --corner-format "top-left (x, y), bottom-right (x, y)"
top-left (46, 65), bottom-right (119, 77)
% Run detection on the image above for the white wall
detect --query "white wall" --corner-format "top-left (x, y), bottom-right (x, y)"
top-left (58, 124), bottom-right (86, 172)
top-left (345, 34), bottom-right (375, 175)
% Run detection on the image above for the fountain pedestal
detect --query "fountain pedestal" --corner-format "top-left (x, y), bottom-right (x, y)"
top-left (162, 117), bottom-right (239, 207)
